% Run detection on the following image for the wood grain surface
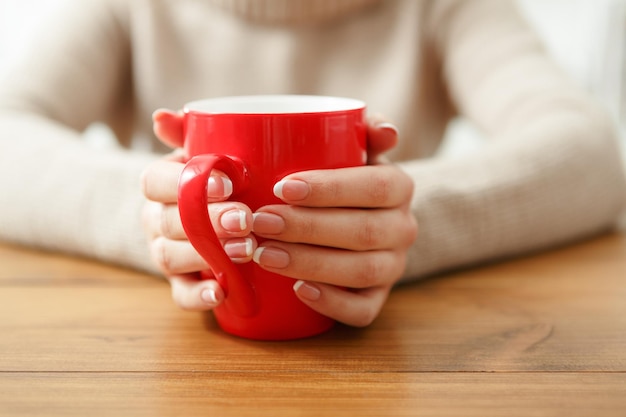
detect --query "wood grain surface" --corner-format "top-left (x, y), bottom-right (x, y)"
top-left (1, 229), bottom-right (625, 416)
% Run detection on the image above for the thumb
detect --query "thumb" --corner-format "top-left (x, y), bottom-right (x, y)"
top-left (153, 108), bottom-right (185, 149)
top-left (366, 114), bottom-right (398, 164)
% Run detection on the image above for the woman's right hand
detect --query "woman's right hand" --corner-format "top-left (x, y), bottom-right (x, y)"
top-left (140, 109), bottom-right (257, 311)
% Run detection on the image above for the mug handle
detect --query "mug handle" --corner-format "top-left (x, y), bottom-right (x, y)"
top-left (178, 154), bottom-right (257, 318)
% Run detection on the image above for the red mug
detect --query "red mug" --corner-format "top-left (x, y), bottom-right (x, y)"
top-left (177, 95), bottom-right (367, 340)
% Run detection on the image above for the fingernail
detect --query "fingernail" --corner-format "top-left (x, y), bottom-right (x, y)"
top-left (252, 212), bottom-right (285, 235)
top-left (273, 179), bottom-right (309, 201)
top-left (201, 288), bottom-right (219, 305)
top-left (377, 122), bottom-right (398, 136)
top-left (293, 280), bottom-right (321, 301)
top-left (151, 108), bottom-right (168, 121)
top-left (224, 237), bottom-right (254, 258)
top-left (208, 176), bottom-right (233, 199)
top-left (252, 246), bottom-right (290, 269)
top-left (221, 209), bottom-right (248, 232)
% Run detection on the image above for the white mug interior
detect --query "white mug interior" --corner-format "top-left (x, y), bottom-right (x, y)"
top-left (184, 95), bottom-right (365, 114)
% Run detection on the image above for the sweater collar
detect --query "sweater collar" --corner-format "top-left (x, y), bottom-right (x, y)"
top-left (208, 0), bottom-right (381, 23)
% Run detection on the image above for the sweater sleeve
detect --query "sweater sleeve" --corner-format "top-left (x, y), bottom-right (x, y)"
top-left (399, 0), bottom-right (626, 280)
top-left (0, 0), bottom-right (159, 273)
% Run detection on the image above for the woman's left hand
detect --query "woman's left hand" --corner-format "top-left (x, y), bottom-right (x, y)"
top-left (252, 117), bottom-right (418, 327)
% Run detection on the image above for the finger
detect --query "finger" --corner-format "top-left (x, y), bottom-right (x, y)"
top-left (221, 235), bottom-right (257, 264)
top-left (142, 200), bottom-right (165, 240)
top-left (168, 274), bottom-right (225, 311)
top-left (252, 242), bottom-right (406, 289)
top-left (253, 206), bottom-right (417, 251)
top-left (141, 160), bottom-right (232, 203)
top-left (141, 160), bottom-right (182, 202)
top-left (273, 165), bottom-right (414, 208)
top-left (148, 202), bottom-right (253, 240)
top-left (150, 237), bottom-right (209, 276)
top-left (153, 109), bottom-right (184, 148)
top-left (293, 281), bottom-right (391, 327)
top-left (366, 114), bottom-right (398, 163)
top-left (150, 235), bottom-right (256, 275)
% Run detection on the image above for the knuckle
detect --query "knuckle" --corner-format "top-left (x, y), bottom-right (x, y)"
top-left (169, 282), bottom-right (195, 311)
top-left (160, 206), bottom-right (174, 238)
top-left (391, 252), bottom-right (408, 280)
top-left (354, 255), bottom-right (383, 288)
top-left (400, 172), bottom-right (415, 200)
top-left (355, 215), bottom-right (382, 249)
top-left (140, 168), bottom-right (150, 196)
top-left (140, 165), bottom-right (157, 199)
top-left (300, 249), bottom-right (325, 277)
top-left (350, 305), bottom-right (378, 328)
top-left (293, 210), bottom-right (318, 240)
top-left (170, 285), bottom-right (186, 309)
top-left (404, 214), bottom-right (419, 247)
top-left (140, 202), bottom-right (153, 233)
top-left (142, 203), bottom-right (164, 239)
top-left (367, 173), bottom-right (392, 206)
top-left (320, 178), bottom-right (341, 202)
top-left (152, 237), bottom-right (174, 275)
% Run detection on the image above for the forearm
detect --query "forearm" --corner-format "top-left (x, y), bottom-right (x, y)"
top-left (399, 108), bottom-right (626, 281)
top-left (0, 111), bottom-right (159, 273)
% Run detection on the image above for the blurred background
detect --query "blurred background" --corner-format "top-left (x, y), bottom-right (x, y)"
top-left (1, 0), bottom-right (625, 161)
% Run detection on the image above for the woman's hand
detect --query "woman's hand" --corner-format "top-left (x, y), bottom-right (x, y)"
top-left (252, 117), bottom-right (418, 327)
top-left (141, 110), bottom-right (256, 311)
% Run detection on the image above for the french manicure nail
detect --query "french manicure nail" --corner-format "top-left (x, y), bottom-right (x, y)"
top-left (252, 246), bottom-right (290, 269)
top-left (208, 176), bottom-right (233, 199)
top-left (224, 238), bottom-right (254, 258)
top-left (201, 288), bottom-right (218, 305)
top-left (273, 179), bottom-right (309, 201)
top-left (377, 122), bottom-right (399, 136)
top-left (293, 280), bottom-right (321, 301)
top-left (221, 209), bottom-right (247, 232)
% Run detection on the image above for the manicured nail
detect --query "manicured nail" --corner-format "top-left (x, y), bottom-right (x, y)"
top-left (221, 209), bottom-right (247, 232)
top-left (151, 108), bottom-right (169, 121)
top-left (252, 212), bottom-right (285, 235)
top-left (201, 288), bottom-right (219, 305)
top-left (273, 179), bottom-right (309, 201)
top-left (377, 122), bottom-right (398, 136)
top-left (208, 175), bottom-right (233, 199)
top-left (293, 280), bottom-right (321, 301)
top-left (252, 246), bottom-right (290, 269)
top-left (224, 238), bottom-right (254, 258)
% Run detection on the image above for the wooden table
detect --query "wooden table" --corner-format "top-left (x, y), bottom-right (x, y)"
top-left (1, 228), bottom-right (625, 417)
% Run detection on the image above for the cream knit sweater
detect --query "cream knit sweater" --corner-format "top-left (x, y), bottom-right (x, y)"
top-left (0, 0), bottom-right (624, 281)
